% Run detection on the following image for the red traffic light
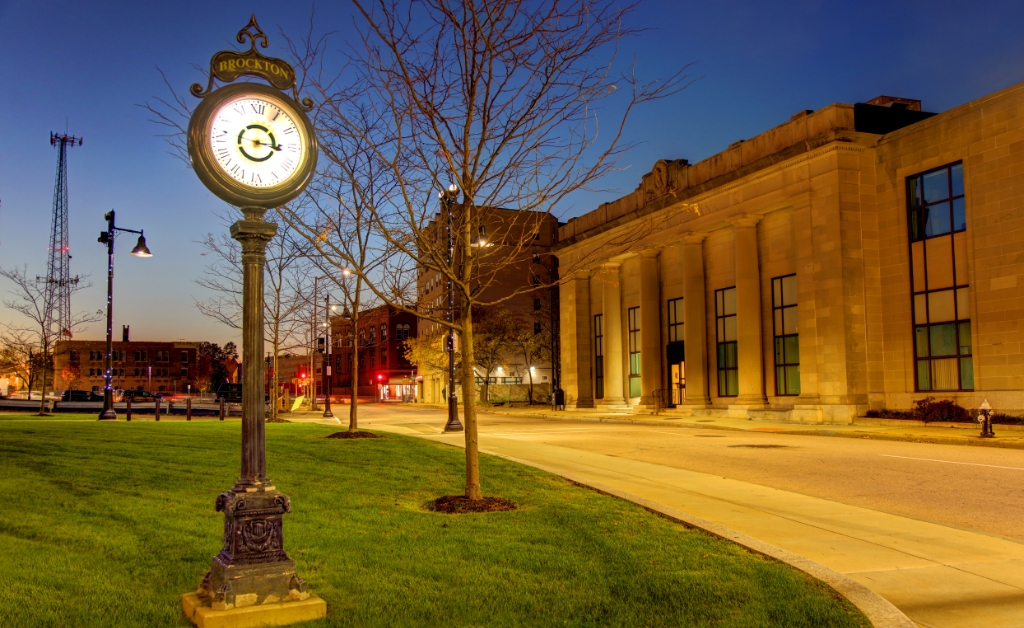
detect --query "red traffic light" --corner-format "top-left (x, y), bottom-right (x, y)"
top-left (377, 374), bottom-right (384, 381)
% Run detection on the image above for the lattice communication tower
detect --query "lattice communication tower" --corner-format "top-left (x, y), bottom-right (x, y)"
top-left (40, 132), bottom-right (82, 341)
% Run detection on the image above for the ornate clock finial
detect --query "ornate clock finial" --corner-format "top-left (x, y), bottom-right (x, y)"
top-left (236, 15), bottom-right (269, 51)
top-left (191, 15), bottom-right (311, 109)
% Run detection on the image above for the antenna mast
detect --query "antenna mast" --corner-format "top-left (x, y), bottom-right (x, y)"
top-left (40, 132), bottom-right (82, 341)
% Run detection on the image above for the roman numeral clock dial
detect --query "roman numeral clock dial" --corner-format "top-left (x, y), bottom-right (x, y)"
top-left (209, 97), bottom-right (304, 188)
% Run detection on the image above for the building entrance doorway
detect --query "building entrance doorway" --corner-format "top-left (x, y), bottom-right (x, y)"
top-left (666, 343), bottom-right (685, 407)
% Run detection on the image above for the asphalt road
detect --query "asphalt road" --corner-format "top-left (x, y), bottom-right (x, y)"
top-left (358, 404), bottom-right (1024, 543)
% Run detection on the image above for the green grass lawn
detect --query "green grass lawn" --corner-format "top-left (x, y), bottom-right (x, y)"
top-left (0, 418), bottom-right (869, 627)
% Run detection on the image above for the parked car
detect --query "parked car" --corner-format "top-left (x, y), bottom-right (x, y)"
top-left (61, 389), bottom-right (103, 402)
top-left (216, 383), bottom-right (269, 403)
top-left (123, 390), bottom-right (163, 402)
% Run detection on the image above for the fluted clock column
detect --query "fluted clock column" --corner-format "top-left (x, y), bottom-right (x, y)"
top-left (194, 210), bottom-right (312, 612)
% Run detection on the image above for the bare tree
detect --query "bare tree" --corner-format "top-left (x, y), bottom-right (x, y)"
top-left (507, 308), bottom-right (550, 404)
top-left (278, 0), bottom-right (689, 501)
top-left (297, 120), bottom-right (398, 432)
top-left (195, 208), bottom-right (313, 417)
top-left (0, 265), bottom-right (98, 413)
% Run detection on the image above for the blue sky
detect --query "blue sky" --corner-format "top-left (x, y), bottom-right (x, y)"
top-left (1, 0), bottom-right (1023, 346)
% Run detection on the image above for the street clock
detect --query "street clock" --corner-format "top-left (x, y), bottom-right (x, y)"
top-left (187, 15), bottom-right (317, 210)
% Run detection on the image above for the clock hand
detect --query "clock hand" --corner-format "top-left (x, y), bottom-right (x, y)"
top-left (238, 135), bottom-right (283, 151)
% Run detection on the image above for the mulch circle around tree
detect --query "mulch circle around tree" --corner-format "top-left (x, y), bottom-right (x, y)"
top-left (326, 431), bottom-right (381, 439)
top-left (427, 495), bottom-right (517, 514)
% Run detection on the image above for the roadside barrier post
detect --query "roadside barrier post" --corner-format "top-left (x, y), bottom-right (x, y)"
top-left (219, 399), bottom-right (226, 421)
top-left (126, 397), bottom-right (132, 422)
top-left (155, 398), bottom-right (161, 421)
top-left (187, 397), bottom-right (192, 421)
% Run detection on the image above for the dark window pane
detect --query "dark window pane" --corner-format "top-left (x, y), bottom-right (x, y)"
top-left (924, 202), bottom-right (951, 237)
top-left (774, 337), bottom-right (785, 364)
top-left (959, 321), bottom-right (972, 355)
top-left (908, 177), bottom-right (923, 208)
top-left (951, 163), bottom-right (964, 198)
top-left (910, 208), bottom-right (923, 242)
top-left (917, 360), bottom-right (931, 391)
top-left (725, 342), bottom-right (738, 368)
top-left (952, 198), bottom-right (966, 231)
top-left (915, 326), bottom-right (930, 357)
top-left (784, 335), bottom-right (800, 363)
top-left (776, 366), bottom-right (786, 395)
top-left (785, 365), bottom-right (801, 395)
top-left (923, 169), bottom-right (949, 203)
top-left (930, 323), bottom-right (958, 356)
top-left (629, 377), bottom-right (641, 398)
top-left (960, 357), bottom-right (974, 390)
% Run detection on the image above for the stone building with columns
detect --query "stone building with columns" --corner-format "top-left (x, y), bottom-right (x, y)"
top-left (556, 85), bottom-right (1024, 423)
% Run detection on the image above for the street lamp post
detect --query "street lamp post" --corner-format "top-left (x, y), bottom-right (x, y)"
top-left (439, 184), bottom-right (463, 432)
top-left (310, 276), bottom-right (319, 412)
top-left (322, 295), bottom-right (334, 418)
top-left (97, 210), bottom-right (152, 421)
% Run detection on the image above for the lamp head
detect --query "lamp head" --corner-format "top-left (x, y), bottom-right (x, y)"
top-left (130, 234), bottom-right (152, 258)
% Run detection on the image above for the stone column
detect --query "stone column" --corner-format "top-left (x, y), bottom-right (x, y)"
top-left (561, 270), bottom-right (593, 409)
top-left (733, 215), bottom-right (767, 407)
top-left (600, 262), bottom-right (626, 407)
top-left (681, 234), bottom-right (710, 406)
top-left (195, 211), bottom-right (313, 612)
top-left (638, 251), bottom-right (663, 405)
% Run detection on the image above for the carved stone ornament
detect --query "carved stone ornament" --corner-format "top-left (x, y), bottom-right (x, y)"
top-left (645, 160), bottom-right (669, 202)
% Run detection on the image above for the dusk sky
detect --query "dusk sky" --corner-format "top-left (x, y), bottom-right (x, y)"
top-left (2, 0), bottom-right (1023, 347)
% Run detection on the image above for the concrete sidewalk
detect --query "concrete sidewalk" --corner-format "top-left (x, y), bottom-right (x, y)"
top-left (467, 405), bottom-right (1024, 450)
top-left (367, 418), bottom-right (1024, 628)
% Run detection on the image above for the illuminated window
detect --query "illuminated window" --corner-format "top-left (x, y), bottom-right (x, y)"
top-left (771, 275), bottom-right (800, 396)
top-left (908, 163), bottom-right (972, 391)
top-left (628, 307), bottom-right (641, 398)
top-left (667, 298), bottom-right (684, 343)
top-left (715, 287), bottom-right (738, 397)
top-left (594, 314), bottom-right (604, 399)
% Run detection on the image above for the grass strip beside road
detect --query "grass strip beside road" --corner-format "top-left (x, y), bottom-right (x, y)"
top-left (0, 420), bottom-right (869, 627)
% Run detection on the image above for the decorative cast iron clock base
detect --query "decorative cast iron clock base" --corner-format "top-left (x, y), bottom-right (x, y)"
top-left (196, 488), bottom-right (310, 610)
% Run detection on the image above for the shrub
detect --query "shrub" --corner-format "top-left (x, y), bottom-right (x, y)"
top-left (992, 413), bottom-right (1024, 425)
top-left (912, 397), bottom-right (971, 423)
top-left (866, 398), bottom-right (973, 422)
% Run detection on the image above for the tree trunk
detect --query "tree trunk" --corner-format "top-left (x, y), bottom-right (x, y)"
top-left (271, 341), bottom-right (279, 419)
top-left (37, 345), bottom-right (48, 415)
top-left (349, 317), bottom-right (359, 432)
top-left (528, 368), bottom-right (534, 404)
top-left (460, 310), bottom-right (482, 500)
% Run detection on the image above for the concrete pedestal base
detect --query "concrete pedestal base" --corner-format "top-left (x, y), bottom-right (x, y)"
top-left (182, 592), bottom-right (326, 628)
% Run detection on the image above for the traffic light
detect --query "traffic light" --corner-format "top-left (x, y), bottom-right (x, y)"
top-left (298, 367), bottom-right (307, 380)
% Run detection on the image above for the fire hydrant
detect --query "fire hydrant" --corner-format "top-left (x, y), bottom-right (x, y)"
top-left (978, 399), bottom-right (995, 438)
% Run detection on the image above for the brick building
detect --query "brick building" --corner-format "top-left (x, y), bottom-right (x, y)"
top-left (327, 306), bottom-right (418, 399)
top-left (556, 85), bottom-right (1024, 422)
top-left (416, 207), bottom-right (560, 403)
top-left (53, 339), bottom-right (200, 394)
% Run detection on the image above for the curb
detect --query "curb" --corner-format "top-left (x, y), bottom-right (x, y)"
top-left (488, 451), bottom-right (917, 628)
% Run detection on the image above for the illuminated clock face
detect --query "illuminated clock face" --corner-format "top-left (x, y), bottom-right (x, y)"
top-left (208, 96), bottom-right (304, 189)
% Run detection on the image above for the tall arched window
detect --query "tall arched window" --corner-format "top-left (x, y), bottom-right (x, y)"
top-left (380, 323), bottom-right (387, 342)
